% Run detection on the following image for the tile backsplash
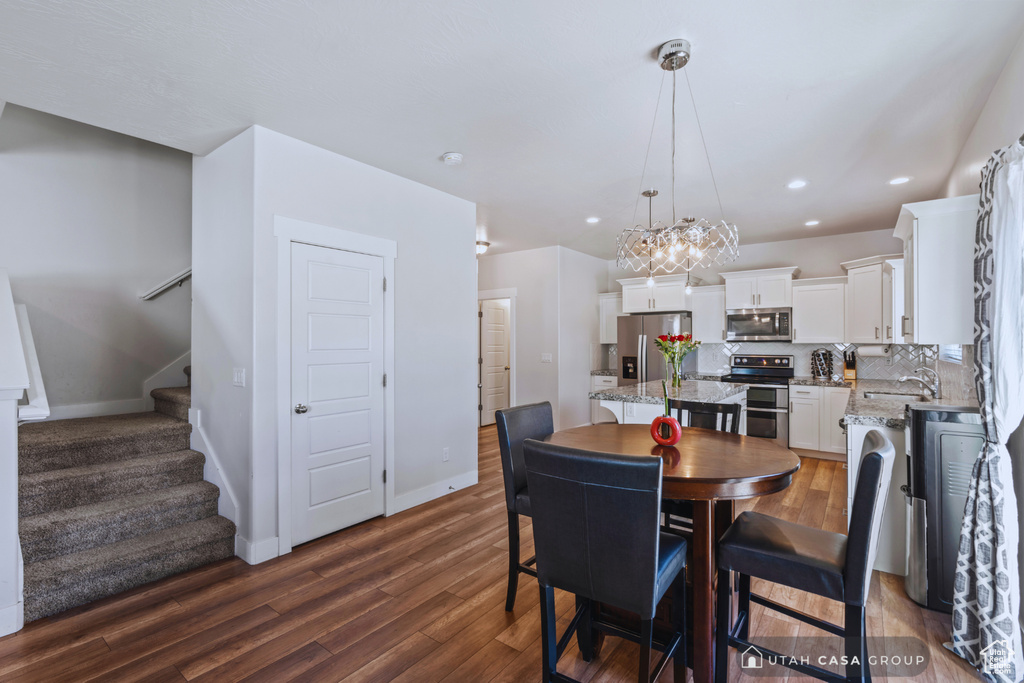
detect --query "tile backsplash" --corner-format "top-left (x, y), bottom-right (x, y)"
top-left (696, 342), bottom-right (942, 381)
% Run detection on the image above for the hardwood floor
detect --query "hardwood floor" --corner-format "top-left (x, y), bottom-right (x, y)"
top-left (0, 425), bottom-right (981, 682)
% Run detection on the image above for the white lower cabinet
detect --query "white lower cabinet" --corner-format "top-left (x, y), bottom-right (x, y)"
top-left (847, 423), bottom-right (907, 574)
top-left (591, 375), bottom-right (618, 423)
top-left (788, 386), bottom-right (851, 454)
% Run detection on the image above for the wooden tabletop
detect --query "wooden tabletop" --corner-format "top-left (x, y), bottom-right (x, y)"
top-left (543, 423), bottom-right (801, 501)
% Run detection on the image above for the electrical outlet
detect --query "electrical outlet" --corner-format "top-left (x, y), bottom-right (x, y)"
top-left (442, 447), bottom-right (450, 462)
top-left (540, 353), bottom-right (552, 363)
top-left (233, 368), bottom-right (246, 387)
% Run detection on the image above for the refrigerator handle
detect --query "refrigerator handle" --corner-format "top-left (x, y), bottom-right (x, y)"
top-left (638, 334), bottom-right (646, 383)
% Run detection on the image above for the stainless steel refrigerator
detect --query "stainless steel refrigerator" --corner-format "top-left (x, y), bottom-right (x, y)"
top-left (617, 312), bottom-right (697, 386)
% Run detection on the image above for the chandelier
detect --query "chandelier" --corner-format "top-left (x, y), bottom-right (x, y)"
top-left (616, 39), bottom-right (739, 287)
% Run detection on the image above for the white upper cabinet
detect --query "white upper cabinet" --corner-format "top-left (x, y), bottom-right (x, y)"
top-left (690, 285), bottom-right (726, 343)
top-left (618, 275), bottom-right (692, 313)
top-left (893, 195), bottom-right (978, 345)
top-left (721, 267), bottom-right (799, 309)
top-left (792, 279), bottom-right (846, 343)
top-left (598, 293), bottom-right (622, 344)
top-left (723, 276), bottom-right (758, 310)
top-left (842, 255), bottom-right (902, 344)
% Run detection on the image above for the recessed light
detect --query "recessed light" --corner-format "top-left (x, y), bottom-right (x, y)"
top-left (889, 176), bottom-right (911, 185)
top-left (787, 179), bottom-right (808, 189)
top-left (586, 217), bottom-right (600, 224)
top-left (805, 220), bottom-right (820, 227)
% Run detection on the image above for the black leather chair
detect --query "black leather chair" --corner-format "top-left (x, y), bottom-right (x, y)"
top-left (495, 402), bottom-right (552, 612)
top-left (714, 430), bottom-right (896, 683)
top-left (662, 400), bottom-right (742, 534)
top-left (523, 439), bottom-right (688, 683)
top-left (669, 399), bottom-right (741, 434)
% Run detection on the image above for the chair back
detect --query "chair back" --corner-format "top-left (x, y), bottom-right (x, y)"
top-left (495, 402), bottom-right (553, 512)
top-left (844, 429), bottom-right (896, 605)
top-left (669, 399), bottom-right (741, 434)
top-left (523, 439), bottom-right (664, 619)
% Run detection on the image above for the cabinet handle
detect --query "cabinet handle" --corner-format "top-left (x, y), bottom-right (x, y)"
top-left (758, 294), bottom-right (761, 306)
top-left (875, 326), bottom-right (880, 339)
top-left (789, 401), bottom-right (793, 413)
top-left (751, 294), bottom-right (755, 306)
top-left (793, 328), bottom-right (796, 340)
top-left (886, 325), bottom-right (891, 339)
top-left (901, 315), bottom-right (908, 336)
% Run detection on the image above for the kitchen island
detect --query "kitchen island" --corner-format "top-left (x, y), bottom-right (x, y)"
top-left (589, 379), bottom-right (747, 425)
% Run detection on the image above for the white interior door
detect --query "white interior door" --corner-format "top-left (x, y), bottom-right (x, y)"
top-left (479, 299), bottom-right (510, 426)
top-left (291, 242), bottom-right (385, 545)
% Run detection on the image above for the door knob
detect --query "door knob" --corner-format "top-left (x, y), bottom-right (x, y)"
top-left (505, 365), bottom-right (510, 371)
top-left (294, 404), bottom-right (309, 414)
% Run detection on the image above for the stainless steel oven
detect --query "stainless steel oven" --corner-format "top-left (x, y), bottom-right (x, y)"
top-left (725, 307), bottom-right (792, 342)
top-left (743, 385), bottom-right (789, 447)
top-left (721, 354), bottom-right (793, 447)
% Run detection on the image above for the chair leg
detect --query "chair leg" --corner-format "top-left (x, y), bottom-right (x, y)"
top-left (638, 618), bottom-right (653, 683)
top-left (505, 510), bottom-right (520, 612)
top-left (844, 604), bottom-right (868, 682)
top-left (576, 596), bottom-right (595, 662)
top-left (737, 573), bottom-right (751, 640)
top-left (673, 568), bottom-right (688, 682)
top-left (539, 584), bottom-right (558, 683)
top-left (715, 568), bottom-right (732, 683)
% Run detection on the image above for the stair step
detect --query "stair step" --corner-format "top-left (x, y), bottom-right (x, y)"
top-left (151, 386), bottom-right (190, 421)
top-left (24, 516), bottom-right (236, 622)
top-left (19, 450), bottom-right (205, 517)
top-left (20, 481), bottom-right (221, 564)
top-left (18, 412), bottom-right (192, 475)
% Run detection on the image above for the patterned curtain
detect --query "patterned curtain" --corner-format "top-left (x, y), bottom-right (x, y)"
top-left (952, 138), bottom-right (1024, 683)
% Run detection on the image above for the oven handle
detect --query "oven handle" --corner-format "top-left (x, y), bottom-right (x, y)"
top-left (746, 408), bottom-right (788, 414)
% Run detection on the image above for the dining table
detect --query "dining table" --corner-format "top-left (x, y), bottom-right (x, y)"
top-left (543, 422), bottom-right (801, 683)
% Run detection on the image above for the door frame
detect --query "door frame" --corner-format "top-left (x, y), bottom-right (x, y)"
top-left (478, 288), bottom-right (516, 425)
top-left (274, 215), bottom-right (396, 555)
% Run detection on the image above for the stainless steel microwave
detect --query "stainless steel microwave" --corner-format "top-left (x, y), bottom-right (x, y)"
top-left (725, 307), bottom-right (792, 342)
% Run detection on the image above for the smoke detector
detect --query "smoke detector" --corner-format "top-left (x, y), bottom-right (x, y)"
top-left (442, 152), bottom-right (463, 166)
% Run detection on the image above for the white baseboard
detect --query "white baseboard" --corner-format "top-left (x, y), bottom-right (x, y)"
top-left (0, 599), bottom-right (24, 638)
top-left (390, 470), bottom-right (479, 515)
top-left (46, 398), bottom-right (148, 421)
top-left (142, 350), bottom-right (191, 411)
top-left (189, 409), bottom-right (239, 524)
top-left (236, 535), bottom-right (280, 565)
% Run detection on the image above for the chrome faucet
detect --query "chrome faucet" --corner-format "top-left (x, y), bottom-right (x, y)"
top-left (898, 367), bottom-right (941, 399)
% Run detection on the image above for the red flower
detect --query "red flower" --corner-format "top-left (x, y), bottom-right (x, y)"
top-left (658, 335), bottom-right (669, 342)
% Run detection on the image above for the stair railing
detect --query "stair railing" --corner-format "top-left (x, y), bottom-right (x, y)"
top-left (0, 269), bottom-right (29, 635)
top-left (139, 267), bottom-right (191, 301)
top-left (15, 305), bottom-right (48, 423)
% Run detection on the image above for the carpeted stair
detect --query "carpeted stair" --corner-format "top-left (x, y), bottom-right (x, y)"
top-left (17, 365), bottom-right (236, 622)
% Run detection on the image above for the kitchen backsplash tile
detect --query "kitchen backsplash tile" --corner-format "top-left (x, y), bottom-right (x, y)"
top-left (696, 341), bottom-right (949, 381)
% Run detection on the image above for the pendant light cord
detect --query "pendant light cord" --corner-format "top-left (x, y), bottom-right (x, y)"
top-left (671, 69), bottom-right (677, 226)
top-left (684, 67), bottom-right (726, 222)
top-left (632, 75), bottom-right (666, 226)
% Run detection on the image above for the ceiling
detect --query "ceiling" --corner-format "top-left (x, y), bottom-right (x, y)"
top-left (1, 1), bottom-right (1023, 258)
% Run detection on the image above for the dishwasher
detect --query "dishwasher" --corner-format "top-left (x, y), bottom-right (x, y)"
top-left (903, 404), bottom-right (984, 613)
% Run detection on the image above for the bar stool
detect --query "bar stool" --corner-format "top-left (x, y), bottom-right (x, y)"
top-left (715, 430), bottom-right (895, 682)
top-left (494, 402), bottom-right (552, 611)
top-left (523, 438), bottom-right (688, 683)
top-left (662, 400), bottom-right (742, 534)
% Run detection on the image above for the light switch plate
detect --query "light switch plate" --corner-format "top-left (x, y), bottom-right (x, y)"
top-left (541, 353), bottom-right (553, 363)
top-left (233, 368), bottom-right (246, 387)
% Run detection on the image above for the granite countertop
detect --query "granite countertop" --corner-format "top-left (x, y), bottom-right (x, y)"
top-left (589, 379), bottom-right (747, 405)
top-left (684, 373), bottom-right (724, 382)
top-left (590, 369), bottom-right (617, 377)
top-left (842, 379), bottom-right (979, 429)
top-left (790, 376), bottom-right (852, 388)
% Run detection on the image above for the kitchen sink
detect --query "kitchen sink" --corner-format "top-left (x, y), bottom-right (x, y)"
top-left (863, 392), bottom-right (926, 402)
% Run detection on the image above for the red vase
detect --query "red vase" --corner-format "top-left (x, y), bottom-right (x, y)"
top-left (650, 415), bottom-right (682, 446)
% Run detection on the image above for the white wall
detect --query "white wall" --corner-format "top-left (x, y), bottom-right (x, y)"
top-left (477, 245), bottom-right (605, 430)
top-left (946, 30), bottom-right (1024, 196)
top-left (478, 247), bottom-right (561, 423)
top-left (607, 229), bottom-right (903, 290)
top-left (193, 126), bottom-right (477, 560)
top-left (557, 248), bottom-right (608, 429)
top-left (0, 105), bottom-right (192, 411)
top-left (191, 128), bottom-right (255, 542)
